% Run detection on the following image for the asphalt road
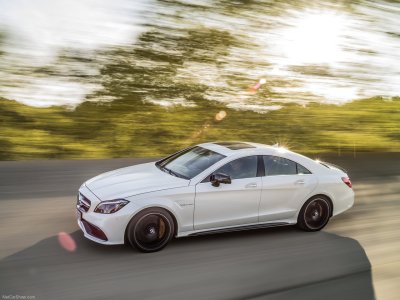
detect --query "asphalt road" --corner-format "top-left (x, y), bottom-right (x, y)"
top-left (0, 153), bottom-right (399, 300)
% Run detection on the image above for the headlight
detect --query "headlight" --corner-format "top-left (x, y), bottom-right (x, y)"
top-left (94, 199), bottom-right (129, 214)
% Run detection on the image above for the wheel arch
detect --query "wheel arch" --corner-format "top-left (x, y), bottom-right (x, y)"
top-left (296, 193), bottom-right (333, 231)
top-left (124, 206), bottom-right (179, 244)
top-left (306, 193), bottom-right (334, 217)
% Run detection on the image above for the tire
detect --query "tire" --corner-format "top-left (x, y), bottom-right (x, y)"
top-left (297, 196), bottom-right (331, 231)
top-left (126, 208), bottom-right (175, 253)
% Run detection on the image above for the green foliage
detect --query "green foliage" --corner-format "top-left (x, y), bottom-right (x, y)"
top-left (1, 96), bottom-right (399, 160)
top-left (1, 2), bottom-right (399, 160)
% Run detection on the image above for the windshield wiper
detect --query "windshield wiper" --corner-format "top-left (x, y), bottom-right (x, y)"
top-left (159, 165), bottom-right (189, 180)
top-left (165, 167), bottom-right (189, 179)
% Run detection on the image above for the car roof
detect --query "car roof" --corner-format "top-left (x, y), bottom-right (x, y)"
top-left (196, 141), bottom-right (327, 175)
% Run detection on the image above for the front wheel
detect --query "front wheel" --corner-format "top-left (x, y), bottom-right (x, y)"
top-left (126, 208), bottom-right (174, 252)
top-left (297, 196), bottom-right (331, 231)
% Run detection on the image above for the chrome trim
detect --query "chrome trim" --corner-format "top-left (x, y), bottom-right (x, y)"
top-left (77, 193), bottom-right (91, 212)
top-left (80, 196), bottom-right (91, 207)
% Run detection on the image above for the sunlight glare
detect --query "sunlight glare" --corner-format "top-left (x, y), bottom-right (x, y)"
top-left (276, 147), bottom-right (288, 154)
top-left (282, 11), bottom-right (347, 65)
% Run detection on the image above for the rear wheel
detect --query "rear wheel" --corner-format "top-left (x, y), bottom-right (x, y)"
top-left (297, 196), bottom-right (331, 231)
top-left (127, 208), bottom-right (174, 252)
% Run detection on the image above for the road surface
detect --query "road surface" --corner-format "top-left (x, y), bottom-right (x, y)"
top-left (0, 153), bottom-right (399, 300)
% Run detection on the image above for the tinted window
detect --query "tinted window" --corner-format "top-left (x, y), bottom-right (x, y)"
top-left (297, 163), bottom-right (311, 174)
top-left (157, 146), bottom-right (225, 179)
top-left (263, 156), bottom-right (311, 176)
top-left (263, 156), bottom-right (297, 176)
top-left (213, 156), bottom-right (258, 180)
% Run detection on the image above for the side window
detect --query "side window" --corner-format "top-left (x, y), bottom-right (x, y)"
top-left (263, 156), bottom-right (312, 175)
top-left (297, 163), bottom-right (311, 174)
top-left (263, 156), bottom-right (297, 176)
top-left (213, 156), bottom-right (258, 180)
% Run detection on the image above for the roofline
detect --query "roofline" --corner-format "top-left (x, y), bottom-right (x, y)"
top-left (199, 141), bottom-right (281, 153)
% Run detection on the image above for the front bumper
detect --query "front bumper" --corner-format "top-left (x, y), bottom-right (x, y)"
top-left (77, 184), bottom-right (139, 245)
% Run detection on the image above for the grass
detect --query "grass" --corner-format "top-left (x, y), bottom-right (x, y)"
top-left (1, 96), bottom-right (399, 160)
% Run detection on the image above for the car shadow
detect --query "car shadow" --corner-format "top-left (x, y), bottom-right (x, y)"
top-left (0, 226), bottom-right (375, 300)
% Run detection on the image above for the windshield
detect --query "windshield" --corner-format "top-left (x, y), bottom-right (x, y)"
top-left (156, 146), bottom-right (226, 179)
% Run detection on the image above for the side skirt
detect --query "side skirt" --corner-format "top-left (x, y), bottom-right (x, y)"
top-left (187, 222), bottom-right (291, 237)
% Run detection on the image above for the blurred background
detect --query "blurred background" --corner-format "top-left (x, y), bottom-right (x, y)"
top-left (0, 1), bottom-right (399, 300)
top-left (0, 0), bottom-right (399, 159)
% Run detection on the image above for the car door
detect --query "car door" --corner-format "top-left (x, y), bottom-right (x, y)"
top-left (259, 155), bottom-right (318, 222)
top-left (194, 155), bottom-right (261, 230)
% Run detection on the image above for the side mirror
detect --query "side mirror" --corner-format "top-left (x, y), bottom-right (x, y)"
top-left (210, 173), bottom-right (231, 187)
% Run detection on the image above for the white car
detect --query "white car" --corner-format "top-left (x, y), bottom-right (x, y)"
top-left (77, 142), bottom-right (354, 252)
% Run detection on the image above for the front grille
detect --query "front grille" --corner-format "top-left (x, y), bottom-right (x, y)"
top-left (77, 193), bottom-right (91, 212)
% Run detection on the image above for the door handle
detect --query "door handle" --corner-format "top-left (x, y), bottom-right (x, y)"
top-left (294, 179), bottom-right (305, 185)
top-left (245, 183), bottom-right (257, 188)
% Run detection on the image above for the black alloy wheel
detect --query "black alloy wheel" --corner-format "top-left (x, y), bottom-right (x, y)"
top-left (127, 208), bottom-right (174, 252)
top-left (297, 196), bottom-right (331, 231)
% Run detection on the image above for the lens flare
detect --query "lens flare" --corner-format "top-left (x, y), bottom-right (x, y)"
top-left (248, 78), bottom-right (267, 93)
top-left (276, 146), bottom-right (288, 153)
top-left (58, 232), bottom-right (77, 252)
top-left (215, 110), bottom-right (227, 121)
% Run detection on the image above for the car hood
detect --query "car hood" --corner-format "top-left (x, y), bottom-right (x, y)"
top-left (85, 162), bottom-right (189, 200)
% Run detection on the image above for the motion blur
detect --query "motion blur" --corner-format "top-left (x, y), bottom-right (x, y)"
top-left (0, 1), bottom-right (399, 299)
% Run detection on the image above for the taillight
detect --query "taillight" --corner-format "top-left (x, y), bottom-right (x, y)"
top-left (342, 177), bottom-right (352, 188)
